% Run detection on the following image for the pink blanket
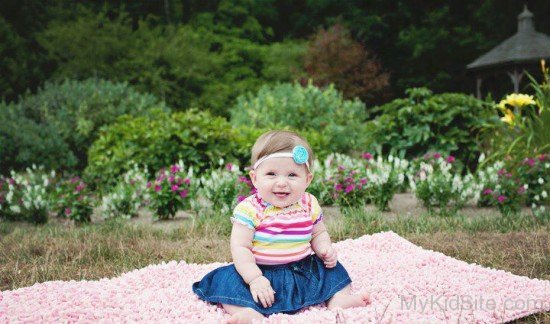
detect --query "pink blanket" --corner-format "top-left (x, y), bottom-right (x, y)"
top-left (1, 231), bottom-right (548, 323)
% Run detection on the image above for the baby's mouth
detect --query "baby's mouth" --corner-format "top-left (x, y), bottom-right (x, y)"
top-left (273, 192), bottom-right (290, 198)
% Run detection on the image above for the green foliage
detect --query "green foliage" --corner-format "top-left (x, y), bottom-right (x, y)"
top-left (0, 102), bottom-right (75, 174)
top-left (37, 7), bottom-right (305, 117)
top-left (1, 78), bottom-right (166, 173)
top-left (480, 69), bottom-right (550, 167)
top-left (145, 162), bottom-right (196, 220)
top-left (0, 166), bottom-right (54, 224)
top-left (366, 88), bottom-right (492, 168)
top-left (52, 176), bottom-right (94, 224)
top-left (230, 82), bottom-right (368, 156)
top-left (85, 108), bottom-right (242, 188)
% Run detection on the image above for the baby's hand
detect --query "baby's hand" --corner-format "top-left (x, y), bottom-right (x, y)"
top-left (320, 246), bottom-right (338, 268)
top-left (249, 275), bottom-right (275, 308)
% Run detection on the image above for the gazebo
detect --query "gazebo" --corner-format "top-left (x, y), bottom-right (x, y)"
top-left (467, 6), bottom-right (550, 98)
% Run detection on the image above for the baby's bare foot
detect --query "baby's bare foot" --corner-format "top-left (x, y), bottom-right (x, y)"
top-left (227, 307), bottom-right (264, 324)
top-left (327, 291), bottom-right (370, 310)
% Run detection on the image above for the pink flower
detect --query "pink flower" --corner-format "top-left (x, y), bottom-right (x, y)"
top-left (362, 152), bottom-right (373, 160)
top-left (177, 178), bottom-right (183, 185)
top-left (538, 154), bottom-right (546, 162)
top-left (423, 153), bottom-right (430, 160)
top-left (170, 165), bottom-right (180, 174)
top-left (345, 184), bottom-right (355, 193)
top-left (433, 153), bottom-right (441, 159)
top-left (446, 156), bottom-right (455, 163)
top-left (338, 165), bottom-right (346, 171)
top-left (8, 178), bottom-right (15, 185)
top-left (146, 181), bottom-right (152, 188)
top-left (238, 176), bottom-right (249, 183)
top-left (75, 183), bottom-right (85, 192)
top-left (179, 189), bottom-right (189, 198)
top-left (226, 163), bottom-right (234, 171)
top-left (70, 177), bottom-right (79, 183)
top-left (154, 185), bottom-right (162, 192)
top-left (171, 185), bottom-right (179, 192)
top-left (524, 158), bottom-right (536, 167)
top-left (237, 195), bottom-right (246, 203)
top-left (497, 195), bottom-right (506, 203)
top-left (360, 178), bottom-right (368, 185)
top-left (334, 184), bottom-right (343, 192)
top-left (518, 186), bottom-right (526, 194)
top-left (64, 208), bottom-right (72, 216)
top-left (483, 188), bottom-right (493, 195)
top-left (497, 168), bottom-right (506, 176)
top-left (168, 176), bottom-right (175, 183)
top-left (184, 178), bottom-right (191, 185)
top-left (345, 177), bottom-right (353, 183)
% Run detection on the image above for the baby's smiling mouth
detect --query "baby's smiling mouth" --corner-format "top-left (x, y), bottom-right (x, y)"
top-left (273, 192), bottom-right (290, 198)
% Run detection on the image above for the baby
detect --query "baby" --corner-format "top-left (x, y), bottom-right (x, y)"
top-left (193, 130), bottom-right (369, 323)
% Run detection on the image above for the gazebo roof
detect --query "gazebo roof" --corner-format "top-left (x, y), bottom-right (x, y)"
top-left (467, 6), bottom-right (550, 70)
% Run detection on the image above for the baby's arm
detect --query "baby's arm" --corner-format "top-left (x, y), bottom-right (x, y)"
top-left (230, 222), bottom-right (275, 308)
top-left (311, 221), bottom-right (337, 268)
top-left (230, 222), bottom-right (263, 283)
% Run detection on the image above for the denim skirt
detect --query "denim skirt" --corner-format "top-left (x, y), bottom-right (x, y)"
top-left (192, 254), bottom-right (352, 315)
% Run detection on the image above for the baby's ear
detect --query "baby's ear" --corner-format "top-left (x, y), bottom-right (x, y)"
top-left (249, 170), bottom-right (257, 186)
top-left (306, 172), bottom-right (314, 186)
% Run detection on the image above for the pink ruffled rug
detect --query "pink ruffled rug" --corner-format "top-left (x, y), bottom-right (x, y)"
top-left (1, 231), bottom-right (548, 323)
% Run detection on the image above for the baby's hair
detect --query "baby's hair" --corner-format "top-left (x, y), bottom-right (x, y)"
top-left (251, 130), bottom-right (314, 170)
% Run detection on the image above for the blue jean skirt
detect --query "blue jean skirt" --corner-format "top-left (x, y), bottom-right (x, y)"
top-left (192, 254), bottom-right (352, 315)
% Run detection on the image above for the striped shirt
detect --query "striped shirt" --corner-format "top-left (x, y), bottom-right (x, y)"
top-left (231, 192), bottom-right (324, 265)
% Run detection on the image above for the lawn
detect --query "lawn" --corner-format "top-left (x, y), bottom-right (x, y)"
top-left (1, 198), bottom-right (548, 323)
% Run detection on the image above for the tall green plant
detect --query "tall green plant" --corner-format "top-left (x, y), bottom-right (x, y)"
top-left (480, 61), bottom-right (550, 168)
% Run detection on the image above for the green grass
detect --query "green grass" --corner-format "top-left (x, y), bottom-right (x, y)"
top-left (1, 211), bottom-right (549, 323)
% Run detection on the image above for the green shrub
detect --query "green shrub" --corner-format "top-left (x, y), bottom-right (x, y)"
top-left (366, 87), bottom-right (492, 169)
top-left (0, 102), bottom-right (75, 174)
top-left (85, 108), bottom-right (242, 188)
top-left (1, 78), bottom-right (167, 173)
top-left (230, 82), bottom-right (368, 156)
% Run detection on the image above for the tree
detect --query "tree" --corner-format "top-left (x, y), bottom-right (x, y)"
top-left (303, 24), bottom-right (389, 105)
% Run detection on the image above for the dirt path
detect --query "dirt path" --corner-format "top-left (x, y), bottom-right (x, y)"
top-left (83, 193), bottom-right (532, 233)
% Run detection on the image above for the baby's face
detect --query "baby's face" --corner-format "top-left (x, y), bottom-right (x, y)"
top-left (249, 157), bottom-right (313, 208)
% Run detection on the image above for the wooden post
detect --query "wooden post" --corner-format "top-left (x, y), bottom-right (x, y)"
top-left (507, 69), bottom-right (524, 93)
top-left (476, 77), bottom-right (483, 99)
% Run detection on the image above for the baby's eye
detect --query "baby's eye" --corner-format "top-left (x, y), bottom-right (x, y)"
top-left (289, 173), bottom-right (298, 177)
top-left (266, 172), bottom-right (276, 176)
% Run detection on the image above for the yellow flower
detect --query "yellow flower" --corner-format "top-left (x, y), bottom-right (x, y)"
top-left (500, 109), bottom-right (515, 125)
top-left (496, 99), bottom-right (507, 112)
top-left (502, 93), bottom-right (536, 108)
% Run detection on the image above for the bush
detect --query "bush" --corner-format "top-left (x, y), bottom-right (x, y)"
top-left (230, 82), bottom-right (368, 156)
top-left (85, 108), bottom-right (242, 188)
top-left (0, 102), bottom-right (75, 174)
top-left (195, 162), bottom-right (255, 215)
top-left (100, 164), bottom-right (150, 220)
top-left (409, 153), bottom-right (481, 216)
top-left (145, 162), bottom-right (196, 220)
top-left (366, 87), bottom-right (492, 169)
top-left (303, 24), bottom-right (389, 104)
top-left (1, 78), bottom-right (166, 173)
top-left (0, 166), bottom-right (54, 224)
top-left (52, 176), bottom-right (94, 224)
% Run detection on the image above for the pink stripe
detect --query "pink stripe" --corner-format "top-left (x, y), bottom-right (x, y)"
top-left (257, 220), bottom-right (312, 230)
top-left (258, 228), bottom-right (312, 235)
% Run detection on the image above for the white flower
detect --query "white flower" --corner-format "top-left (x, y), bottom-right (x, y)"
top-left (541, 206), bottom-right (546, 212)
top-left (6, 191), bottom-right (13, 203)
top-left (478, 153), bottom-right (486, 163)
top-left (532, 203), bottom-right (537, 208)
top-left (10, 205), bottom-right (21, 213)
top-left (534, 195), bottom-right (540, 201)
top-left (542, 191), bottom-right (547, 199)
top-left (538, 178), bottom-right (544, 184)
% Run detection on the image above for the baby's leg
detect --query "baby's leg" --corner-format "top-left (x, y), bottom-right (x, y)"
top-left (326, 284), bottom-right (370, 310)
top-left (222, 303), bottom-right (264, 324)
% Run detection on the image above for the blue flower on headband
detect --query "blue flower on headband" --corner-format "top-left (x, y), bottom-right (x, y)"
top-left (293, 146), bottom-right (309, 165)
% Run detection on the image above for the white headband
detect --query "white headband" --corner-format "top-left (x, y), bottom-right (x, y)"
top-left (253, 146), bottom-right (310, 170)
